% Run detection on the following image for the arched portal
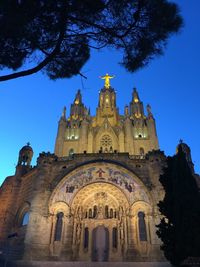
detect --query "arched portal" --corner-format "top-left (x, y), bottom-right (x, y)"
top-left (92, 226), bottom-right (109, 261)
top-left (71, 182), bottom-right (129, 261)
top-left (49, 162), bottom-right (152, 261)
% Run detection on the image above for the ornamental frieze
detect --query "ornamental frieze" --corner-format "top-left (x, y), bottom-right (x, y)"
top-left (51, 163), bottom-right (150, 205)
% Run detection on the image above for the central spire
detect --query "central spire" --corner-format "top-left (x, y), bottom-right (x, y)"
top-left (99, 73), bottom-right (115, 88)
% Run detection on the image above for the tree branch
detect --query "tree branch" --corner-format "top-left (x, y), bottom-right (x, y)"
top-left (0, 33), bottom-right (65, 82)
top-left (0, 1), bottom-right (67, 82)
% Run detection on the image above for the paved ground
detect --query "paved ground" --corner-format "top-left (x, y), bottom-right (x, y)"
top-left (8, 261), bottom-right (172, 267)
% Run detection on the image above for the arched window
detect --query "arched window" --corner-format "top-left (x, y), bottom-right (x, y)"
top-left (110, 208), bottom-right (113, 218)
top-left (105, 205), bottom-right (109, 218)
top-left (139, 147), bottom-right (145, 155)
top-left (89, 209), bottom-right (92, 218)
top-left (138, 212), bottom-right (147, 241)
top-left (22, 212), bottom-right (30, 226)
top-left (93, 206), bottom-right (97, 218)
top-left (54, 212), bottom-right (64, 241)
top-left (69, 148), bottom-right (74, 156)
top-left (84, 227), bottom-right (89, 249)
top-left (112, 227), bottom-right (118, 248)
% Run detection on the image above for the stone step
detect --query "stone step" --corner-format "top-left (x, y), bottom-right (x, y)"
top-left (10, 261), bottom-right (171, 267)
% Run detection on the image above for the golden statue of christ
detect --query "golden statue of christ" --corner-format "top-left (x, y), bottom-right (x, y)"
top-left (99, 73), bottom-right (115, 88)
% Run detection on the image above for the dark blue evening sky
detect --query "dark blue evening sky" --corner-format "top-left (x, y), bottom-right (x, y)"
top-left (0, 1), bottom-right (200, 185)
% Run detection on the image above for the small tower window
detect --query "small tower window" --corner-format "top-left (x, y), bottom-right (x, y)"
top-left (138, 212), bottom-right (147, 241)
top-left (69, 148), bottom-right (74, 156)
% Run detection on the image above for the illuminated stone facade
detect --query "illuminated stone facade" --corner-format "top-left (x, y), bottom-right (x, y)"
top-left (55, 84), bottom-right (159, 157)
top-left (1, 78), bottom-right (182, 264)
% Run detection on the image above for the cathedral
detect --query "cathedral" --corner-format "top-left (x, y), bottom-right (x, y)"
top-left (0, 74), bottom-right (197, 265)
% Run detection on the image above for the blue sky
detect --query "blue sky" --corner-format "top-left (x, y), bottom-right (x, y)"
top-left (0, 1), bottom-right (200, 185)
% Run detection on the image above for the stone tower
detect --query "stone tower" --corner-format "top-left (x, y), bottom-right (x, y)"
top-left (54, 78), bottom-right (159, 157)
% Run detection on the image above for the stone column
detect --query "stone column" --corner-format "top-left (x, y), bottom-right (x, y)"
top-left (117, 223), bottom-right (121, 255)
top-left (60, 214), bottom-right (73, 260)
top-left (79, 222), bottom-right (85, 260)
top-left (126, 214), bottom-right (138, 260)
top-left (109, 225), bottom-right (113, 261)
top-left (88, 226), bottom-right (93, 260)
top-left (49, 214), bottom-right (56, 256)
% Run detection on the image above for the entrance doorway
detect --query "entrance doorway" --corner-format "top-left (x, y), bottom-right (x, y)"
top-left (92, 226), bottom-right (109, 261)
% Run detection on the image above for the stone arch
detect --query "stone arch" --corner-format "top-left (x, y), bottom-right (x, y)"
top-left (15, 201), bottom-right (31, 227)
top-left (70, 182), bottom-right (129, 261)
top-left (130, 201), bottom-right (152, 256)
top-left (49, 202), bottom-right (70, 257)
top-left (12, 201), bottom-right (31, 256)
top-left (49, 201), bottom-right (70, 216)
top-left (71, 182), bottom-right (129, 211)
top-left (48, 161), bottom-right (154, 261)
top-left (130, 201), bottom-right (152, 216)
top-left (49, 161), bottom-right (153, 214)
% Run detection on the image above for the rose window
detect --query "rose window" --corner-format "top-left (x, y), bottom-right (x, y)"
top-left (100, 135), bottom-right (113, 152)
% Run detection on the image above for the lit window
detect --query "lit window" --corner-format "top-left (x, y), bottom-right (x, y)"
top-left (22, 212), bottom-right (30, 226)
top-left (69, 148), bottom-right (74, 156)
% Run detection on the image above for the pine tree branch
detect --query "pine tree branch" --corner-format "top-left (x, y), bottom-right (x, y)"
top-left (0, 33), bottom-right (64, 82)
top-left (0, 1), bottom-right (67, 82)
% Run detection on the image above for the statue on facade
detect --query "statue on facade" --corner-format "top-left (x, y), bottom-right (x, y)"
top-left (99, 73), bottom-right (115, 88)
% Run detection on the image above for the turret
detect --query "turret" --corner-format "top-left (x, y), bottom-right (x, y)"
top-left (130, 88), bottom-right (144, 119)
top-left (128, 87), bottom-right (159, 154)
top-left (70, 89), bottom-right (88, 122)
top-left (17, 143), bottom-right (33, 166)
top-left (96, 73), bottom-right (119, 126)
top-left (16, 143), bottom-right (33, 176)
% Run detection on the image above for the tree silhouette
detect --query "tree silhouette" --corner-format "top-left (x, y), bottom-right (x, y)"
top-left (0, 0), bottom-right (183, 82)
top-left (157, 147), bottom-right (200, 266)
